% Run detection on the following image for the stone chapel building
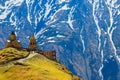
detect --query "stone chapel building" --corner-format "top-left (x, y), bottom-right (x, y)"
top-left (5, 31), bottom-right (22, 49)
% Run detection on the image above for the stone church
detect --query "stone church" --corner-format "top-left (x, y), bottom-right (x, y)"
top-left (5, 32), bottom-right (22, 49)
top-left (28, 35), bottom-right (38, 51)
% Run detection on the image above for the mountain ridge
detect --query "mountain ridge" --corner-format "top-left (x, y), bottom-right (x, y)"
top-left (0, 0), bottom-right (120, 80)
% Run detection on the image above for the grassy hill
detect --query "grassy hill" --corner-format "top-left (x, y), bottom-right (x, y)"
top-left (0, 48), bottom-right (81, 80)
top-left (0, 48), bottom-right (29, 64)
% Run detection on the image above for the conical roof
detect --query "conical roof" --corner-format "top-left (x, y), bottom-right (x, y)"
top-left (30, 35), bottom-right (36, 42)
top-left (30, 35), bottom-right (36, 40)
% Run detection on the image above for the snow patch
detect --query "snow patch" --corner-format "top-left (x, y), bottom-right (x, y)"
top-left (80, 26), bottom-right (85, 53)
top-left (48, 40), bottom-right (56, 43)
top-left (47, 37), bottom-right (54, 40)
top-left (56, 34), bottom-right (65, 38)
top-left (46, 4), bottom-right (70, 25)
top-left (44, 1), bottom-right (52, 19)
top-left (58, 0), bottom-right (70, 4)
top-left (35, 28), bottom-right (47, 39)
top-left (0, 0), bottom-right (24, 19)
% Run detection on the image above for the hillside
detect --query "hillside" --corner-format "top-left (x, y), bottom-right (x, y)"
top-left (0, 48), bottom-right (29, 64)
top-left (0, 48), bottom-right (80, 80)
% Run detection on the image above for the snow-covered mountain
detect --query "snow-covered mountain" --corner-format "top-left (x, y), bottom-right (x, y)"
top-left (0, 0), bottom-right (120, 80)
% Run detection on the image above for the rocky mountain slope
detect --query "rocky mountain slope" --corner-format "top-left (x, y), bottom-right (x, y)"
top-left (0, 0), bottom-right (120, 80)
top-left (0, 48), bottom-right (80, 80)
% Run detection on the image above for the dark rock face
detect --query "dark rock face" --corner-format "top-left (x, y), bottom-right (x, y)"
top-left (0, 0), bottom-right (120, 80)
